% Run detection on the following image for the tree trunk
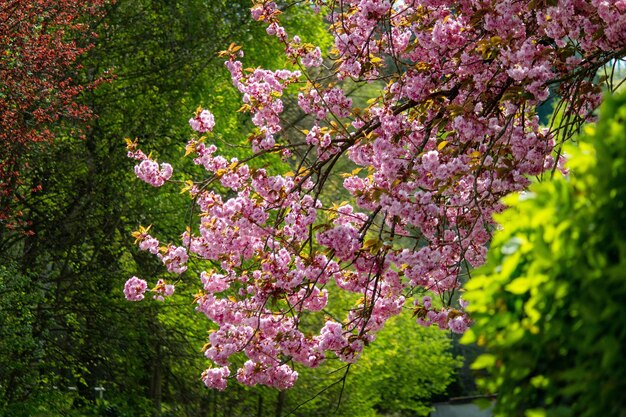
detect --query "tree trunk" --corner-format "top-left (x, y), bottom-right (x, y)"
top-left (257, 393), bottom-right (264, 417)
top-left (150, 341), bottom-right (162, 417)
top-left (275, 390), bottom-right (285, 417)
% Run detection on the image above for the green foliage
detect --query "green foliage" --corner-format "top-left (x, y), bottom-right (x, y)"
top-left (284, 312), bottom-right (460, 417)
top-left (462, 92), bottom-right (626, 417)
top-left (0, 263), bottom-right (41, 409)
top-left (349, 313), bottom-right (461, 417)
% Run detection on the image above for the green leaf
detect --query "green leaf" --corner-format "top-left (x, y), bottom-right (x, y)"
top-left (505, 276), bottom-right (533, 294)
top-left (471, 354), bottom-right (497, 370)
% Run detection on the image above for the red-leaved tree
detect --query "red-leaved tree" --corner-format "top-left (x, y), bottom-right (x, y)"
top-left (125, 0), bottom-right (626, 390)
top-left (0, 0), bottom-right (107, 227)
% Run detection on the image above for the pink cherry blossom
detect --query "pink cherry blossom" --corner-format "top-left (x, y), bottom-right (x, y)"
top-left (124, 276), bottom-right (148, 301)
top-left (189, 109), bottom-right (215, 133)
top-left (202, 366), bottom-right (230, 391)
top-left (134, 158), bottom-right (173, 187)
top-left (153, 278), bottom-right (175, 301)
top-left (138, 235), bottom-right (159, 254)
top-left (161, 245), bottom-right (188, 274)
top-left (125, 0), bottom-right (626, 390)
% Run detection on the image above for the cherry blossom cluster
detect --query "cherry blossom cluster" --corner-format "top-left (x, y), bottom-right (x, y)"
top-left (126, 0), bottom-right (625, 391)
top-left (222, 42), bottom-right (301, 152)
top-left (124, 276), bottom-right (147, 301)
top-left (126, 139), bottom-right (173, 187)
top-left (123, 225), bottom-right (187, 302)
top-left (189, 108), bottom-right (216, 133)
top-left (153, 279), bottom-right (176, 302)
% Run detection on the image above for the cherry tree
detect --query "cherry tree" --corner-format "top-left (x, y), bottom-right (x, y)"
top-left (0, 0), bottom-right (107, 226)
top-left (126, 0), bottom-right (626, 390)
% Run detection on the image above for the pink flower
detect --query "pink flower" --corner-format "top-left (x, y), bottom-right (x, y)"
top-left (421, 151), bottom-right (440, 173)
top-left (318, 321), bottom-right (348, 351)
top-left (448, 316), bottom-right (469, 334)
top-left (134, 159), bottom-right (173, 187)
top-left (153, 279), bottom-right (175, 301)
top-left (124, 276), bottom-right (147, 301)
top-left (138, 235), bottom-right (159, 254)
top-left (302, 46), bottom-right (323, 67)
top-left (202, 366), bottom-right (230, 390)
top-left (201, 271), bottom-right (230, 293)
top-left (161, 246), bottom-right (188, 274)
top-left (317, 224), bottom-right (361, 261)
top-left (189, 109), bottom-right (215, 133)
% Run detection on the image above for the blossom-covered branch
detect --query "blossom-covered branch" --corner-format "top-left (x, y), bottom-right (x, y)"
top-left (126, 0), bottom-right (626, 390)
